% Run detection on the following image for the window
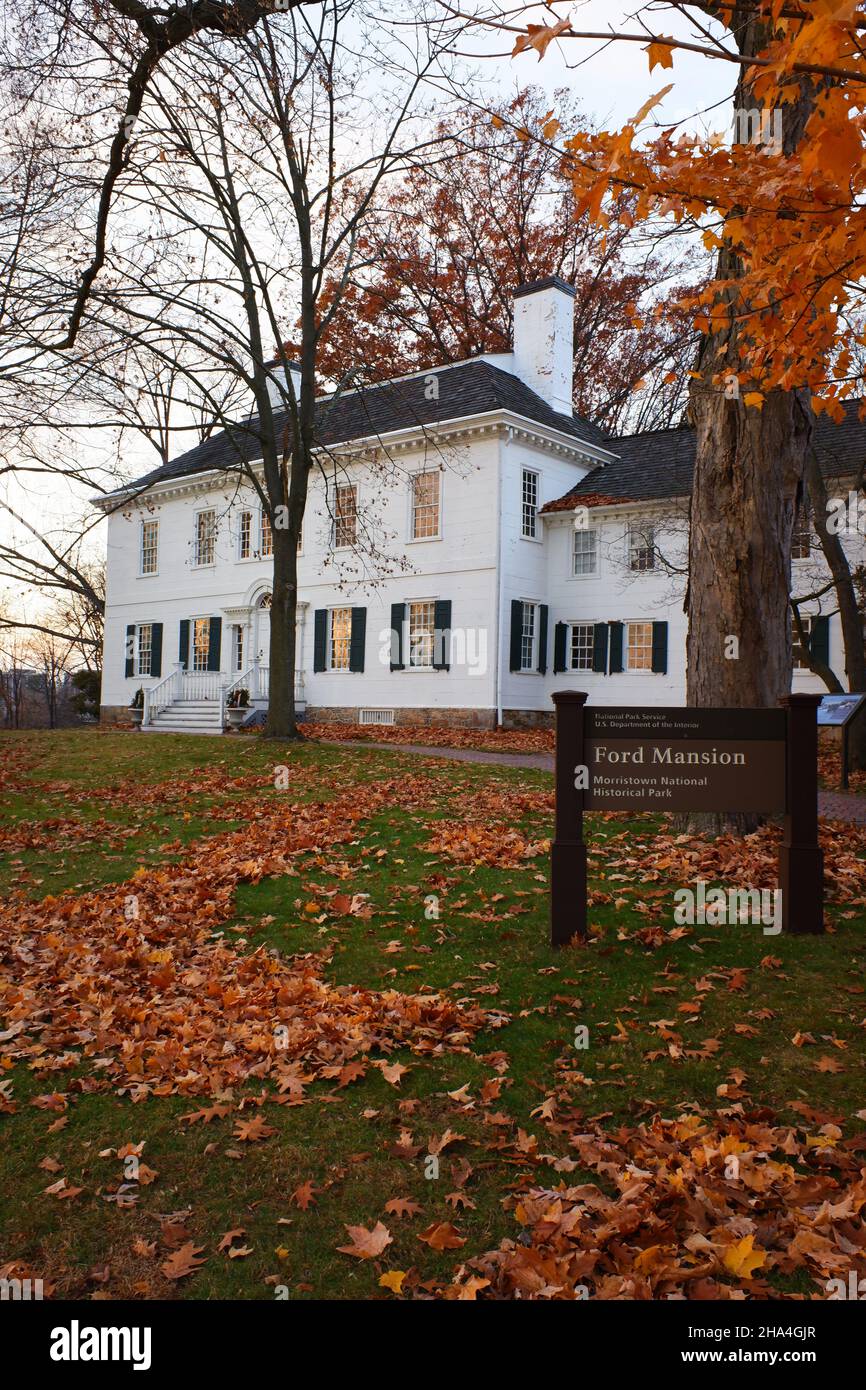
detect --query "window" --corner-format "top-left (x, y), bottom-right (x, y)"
top-left (136, 623), bottom-right (153, 676)
top-left (194, 510), bottom-right (216, 566)
top-left (792, 509), bottom-right (812, 559)
top-left (260, 510), bottom-right (273, 557)
top-left (520, 601), bottom-right (538, 672)
top-left (233, 624), bottom-right (244, 672)
top-left (792, 616), bottom-right (814, 669)
top-left (408, 600), bottom-right (435, 669)
top-left (238, 510), bottom-right (252, 560)
top-left (329, 607), bottom-right (352, 671)
top-left (626, 620), bottom-right (653, 671)
top-left (628, 522), bottom-right (655, 572)
top-left (140, 520), bottom-right (158, 575)
top-left (411, 470), bottom-right (440, 539)
top-left (573, 528), bottom-right (598, 576)
top-left (522, 469), bottom-right (539, 539)
top-left (192, 617), bottom-right (211, 672)
top-left (334, 484), bottom-right (357, 548)
top-left (570, 622), bottom-right (595, 671)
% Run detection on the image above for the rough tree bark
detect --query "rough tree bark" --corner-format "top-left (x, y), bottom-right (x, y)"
top-left (684, 5), bottom-right (816, 833)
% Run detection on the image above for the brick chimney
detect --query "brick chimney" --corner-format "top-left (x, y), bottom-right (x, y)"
top-left (512, 276), bottom-right (575, 417)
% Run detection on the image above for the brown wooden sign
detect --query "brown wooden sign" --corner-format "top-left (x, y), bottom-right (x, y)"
top-left (584, 707), bottom-right (787, 813)
top-left (550, 693), bottom-right (824, 948)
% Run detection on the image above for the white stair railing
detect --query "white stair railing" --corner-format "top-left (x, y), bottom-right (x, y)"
top-left (143, 671), bottom-right (176, 727)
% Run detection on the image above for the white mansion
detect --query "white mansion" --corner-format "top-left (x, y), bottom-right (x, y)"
top-left (98, 277), bottom-right (862, 732)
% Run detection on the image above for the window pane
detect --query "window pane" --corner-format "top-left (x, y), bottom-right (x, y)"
top-left (792, 616), bottom-right (812, 669)
top-left (792, 510), bottom-right (811, 559)
top-left (330, 607), bottom-right (352, 670)
top-left (408, 600), bottom-right (435, 668)
top-left (520, 601), bottom-right (536, 670)
top-left (573, 529), bottom-right (597, 575)
top-left (140, 520), bottom-right (158, 575)
top-left (137, 623), bottom-right (152, 676)
top-left (195, 511), bottom-right (216, 566)
top-left (570, 622), bottom-right (594, 670)
top-left (193, 618), bottom-right (210, 671)
top-left (412, 471), bottom-right (440, 539)
top-left (260, 511), bottom-right (273, 557)
top-left (522, 470), bottom-right (538, 539)
top-left (238, 511), bottom-right (251, 559)
top-left (629, 523), bottom-right (655, 572)
top-left (335, 485), bottom-right (357, 547)
top-left (627, 621), bottom-right (653, 670)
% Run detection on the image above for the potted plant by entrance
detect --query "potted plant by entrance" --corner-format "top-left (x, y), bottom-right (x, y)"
top-left (225, 687), bottom-right (250, 730)
top-left (129, 688), bottom-right (145, 727)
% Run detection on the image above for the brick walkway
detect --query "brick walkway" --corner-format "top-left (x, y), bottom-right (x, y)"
top-left (322, 739), bottom-right (866, 823)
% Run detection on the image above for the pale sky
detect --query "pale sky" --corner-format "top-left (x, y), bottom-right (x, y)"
top-left (1, 2), bottom-right (736, 628)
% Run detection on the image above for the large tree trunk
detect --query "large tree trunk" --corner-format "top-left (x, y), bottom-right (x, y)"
top-left (683, 9), bottom-right (816, 833)
top-left (264, 522), bottom-right (300, 740)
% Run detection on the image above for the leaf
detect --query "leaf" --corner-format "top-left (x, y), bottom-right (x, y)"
top-left (722, 1235), bottom-right (766, 1280)
top-left (644, 39), bottom-right (676, 71)
top-left (233, 1116), bottom-right (276, 1143)
top-left (418, 1221), bottom-right (465, 1251)
top-left (337, 1222), bottom-right (393, 1260)
top-left (217, 1228), bottom-right (246, 1252)
top-left (743, 391), bottom-right (765, 409)
top-left (384, 1196), bottom-right (422, 1221)
top-left (290, 1180), bottom-right (317, 1210)
top-left (378, 1269), bottom-right (407, 1295)
top-left (630, 85), bottom-right (674, 127)
top-left (513, 18), bottom-right (572, 61)
top-left (160, 1242), bottom-right (207, 1281)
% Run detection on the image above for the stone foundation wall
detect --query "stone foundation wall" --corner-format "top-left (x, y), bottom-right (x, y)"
top-left (304, 705), bottom-right (498, 730)
top-left (100, 705), bottom-right (134, 727)
top-left (501, 708), bottom-right (555, 730)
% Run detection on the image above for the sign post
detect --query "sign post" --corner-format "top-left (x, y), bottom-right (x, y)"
top-left (550, 691), bottom-right (589, 947)
top-left (779, 693), bottom-right (824, 934)
top-left (551, 693), bottom-right (824, 947)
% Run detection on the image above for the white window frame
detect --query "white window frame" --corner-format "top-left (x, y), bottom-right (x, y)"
top-left (521, 468), bottom-right (540, 541)
top-left (193, 509), bottom-right (217, 568)
top-left (237, 509), bottom-right (253, 561)
top-left (260, 509), bottom-right (273, 558)
top-left (233, 624), bottom-right (244, 672)
top-left (409, 469), bottom-right (442, 542)
top-left (329, 606), bottom-right (352, 671)
top-left (192, 617), bottom-right (211, 672)
top-left (406, 599), bottom-right (436, 670)
top-left (135, 622), bottom-right (153, 676)
top-left (139, 519), bottom-right (159, 577)
top-left (519, 600), bottom-right (540, 673)
top-left (569, 621), bottom-right (595, 672)
top-left (625, 619), bottom-right (654, 673)
top-left (628, 522), bottom-right (655, 573)
top-left (572, 527), bottom-right (598, 577)
top-left (333, 483), bottom-right (358, 549)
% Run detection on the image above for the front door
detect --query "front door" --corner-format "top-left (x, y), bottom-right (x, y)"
top-left (256, 594), bottom-right (272, 661)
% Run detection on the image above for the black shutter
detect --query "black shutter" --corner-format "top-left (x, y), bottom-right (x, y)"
top-left (151, 623), bottom-right (163, 678)
top-left (537, 604), bottom-right (549, 674)
top-left (349, 607), bottom-right (367, 673)
top-left (433, 599), bottom-right (451, 671)
top-left (651, 621), bottom-right (668, 674)
top-left (390, 602), bottom-right (406, 671)
top-left (810, 615), bottom-right (830, 666)
top-left (509, 599), bottom-right (523, 672)
top-left (609, 621), bottom-right (624, 674)
top-left (125, 624), bottom-right (136, 678)
top-left (592, 622), bottom-right (609, 674)
top-left (207, 617), bottom-right (222, 672)
top-left (178, 619), bottom-right (190, 670)
top-left (313, 609), bottom-right (328, 672)
top-left (553, 621), bottom-right (568, 674)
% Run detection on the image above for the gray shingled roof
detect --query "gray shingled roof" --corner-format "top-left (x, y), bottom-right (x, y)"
top-left (114, 359), bottom-right (608, 497)
top-left (546, 400), bottom-right (866, 510)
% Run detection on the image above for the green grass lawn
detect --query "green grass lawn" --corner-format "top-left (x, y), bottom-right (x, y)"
top-left (1, 728), bottom-right (864, 1300)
